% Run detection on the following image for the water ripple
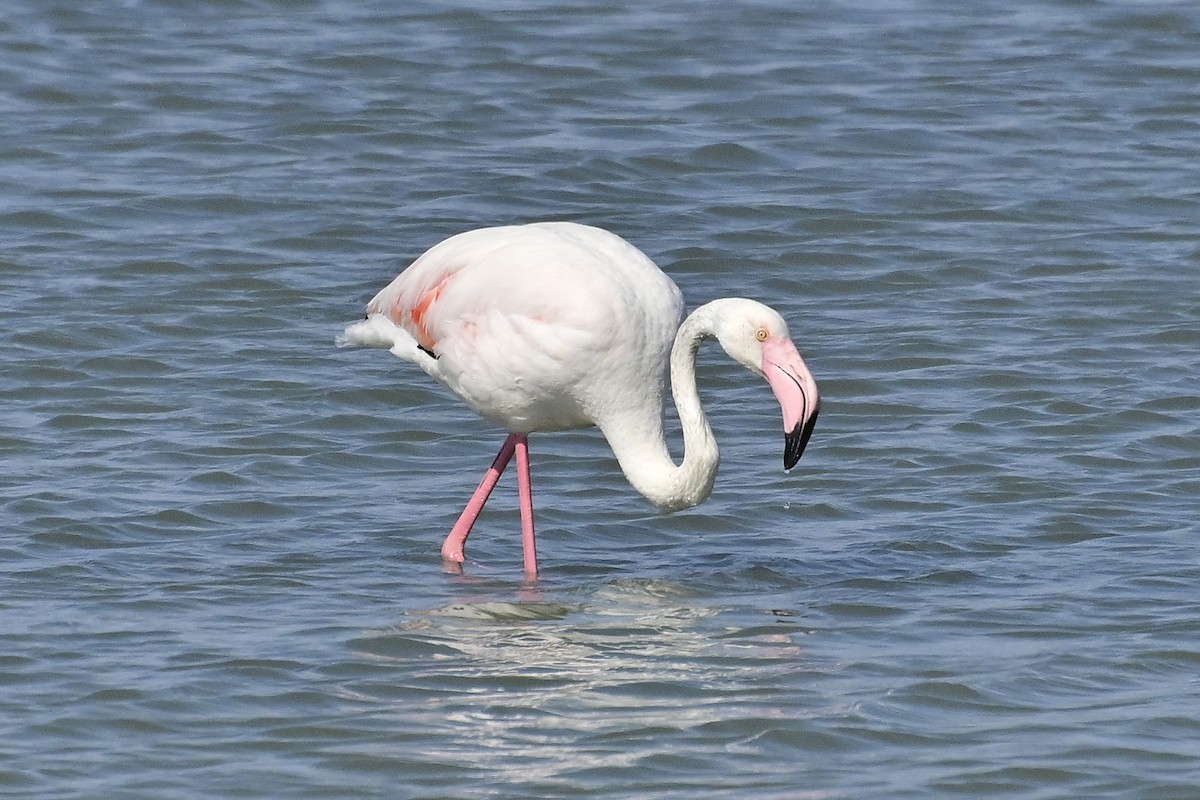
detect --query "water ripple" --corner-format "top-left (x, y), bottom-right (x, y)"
top-left (2, 0), bottom-right (1199, 797)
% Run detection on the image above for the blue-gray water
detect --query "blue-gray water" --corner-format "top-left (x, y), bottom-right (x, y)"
top-left (3, 1), bottom-right (1199, 797)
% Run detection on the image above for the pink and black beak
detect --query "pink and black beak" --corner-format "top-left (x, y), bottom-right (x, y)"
top-left (762, 338), bottom-right (821, 469)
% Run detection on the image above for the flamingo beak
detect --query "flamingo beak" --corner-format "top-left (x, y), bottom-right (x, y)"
top-left (762, 337), bottom-right (821, 470)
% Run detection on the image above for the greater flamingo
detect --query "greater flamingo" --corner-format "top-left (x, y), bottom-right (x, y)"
top-left (339, 222), bottom-right (820, 578)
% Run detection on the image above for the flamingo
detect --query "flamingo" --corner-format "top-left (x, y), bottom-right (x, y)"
top-left (338, 222), bottom-right (820, 578)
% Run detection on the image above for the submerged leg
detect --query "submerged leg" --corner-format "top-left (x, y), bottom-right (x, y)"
top-left (441, 433), bottom-right (518, 566)
top-left (514, 434), bottom-right (537, 578)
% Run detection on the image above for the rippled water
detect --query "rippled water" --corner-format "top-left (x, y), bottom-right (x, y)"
top-left (3, 1), bottom-right (1199, 797)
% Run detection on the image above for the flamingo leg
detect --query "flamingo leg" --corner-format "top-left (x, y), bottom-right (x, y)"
top-left (514, 435), bottom-right (538, 578)
top-left (441, 433), bottom-right (518, 566)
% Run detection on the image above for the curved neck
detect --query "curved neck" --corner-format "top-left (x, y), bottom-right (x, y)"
top-left (601, 306), bottom-right (720, 512)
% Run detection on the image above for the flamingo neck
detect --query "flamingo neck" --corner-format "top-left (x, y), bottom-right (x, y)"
top-left (603, 305), bottom-right (720, 512)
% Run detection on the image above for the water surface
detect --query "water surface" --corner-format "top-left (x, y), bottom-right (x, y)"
top-left (2, 1), bottom-right (1199, 797)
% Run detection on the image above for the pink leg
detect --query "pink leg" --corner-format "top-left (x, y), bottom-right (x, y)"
top-left (441, 434), bottom-right (518, 565)
top-left (514, 435), bottom-right (538, 578)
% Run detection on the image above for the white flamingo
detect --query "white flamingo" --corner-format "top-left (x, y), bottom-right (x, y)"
top-left (339, 222), bottom-right (820, 578)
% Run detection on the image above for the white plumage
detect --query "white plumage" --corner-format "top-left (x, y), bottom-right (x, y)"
top-left (340, 222), bottom-right (820, 577)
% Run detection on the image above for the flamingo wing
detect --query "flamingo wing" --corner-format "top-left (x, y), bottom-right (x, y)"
top-left (358, 223), bottom-right (682, 434)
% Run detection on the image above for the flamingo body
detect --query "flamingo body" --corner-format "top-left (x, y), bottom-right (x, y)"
top-left (359, 222), bottom-right (683, 436)
top-left (340, 222), bottom-right (820, 578)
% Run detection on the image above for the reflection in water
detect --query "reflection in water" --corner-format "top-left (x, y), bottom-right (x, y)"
top-left (347, 579), bottom-right (814, 788)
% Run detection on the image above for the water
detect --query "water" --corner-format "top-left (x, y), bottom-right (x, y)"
top-left (3, 0), bottom-right (1199, 797)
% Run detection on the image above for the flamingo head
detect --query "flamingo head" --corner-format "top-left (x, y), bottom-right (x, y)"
top-left (709, 299), bottom-right (821, 469)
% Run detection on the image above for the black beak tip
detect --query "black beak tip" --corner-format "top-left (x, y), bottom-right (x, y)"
top-left (783, 408), bottom-right (819, 470)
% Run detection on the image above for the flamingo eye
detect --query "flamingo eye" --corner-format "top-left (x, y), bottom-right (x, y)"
top-left (755, 328), bottom-right (769, 342)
